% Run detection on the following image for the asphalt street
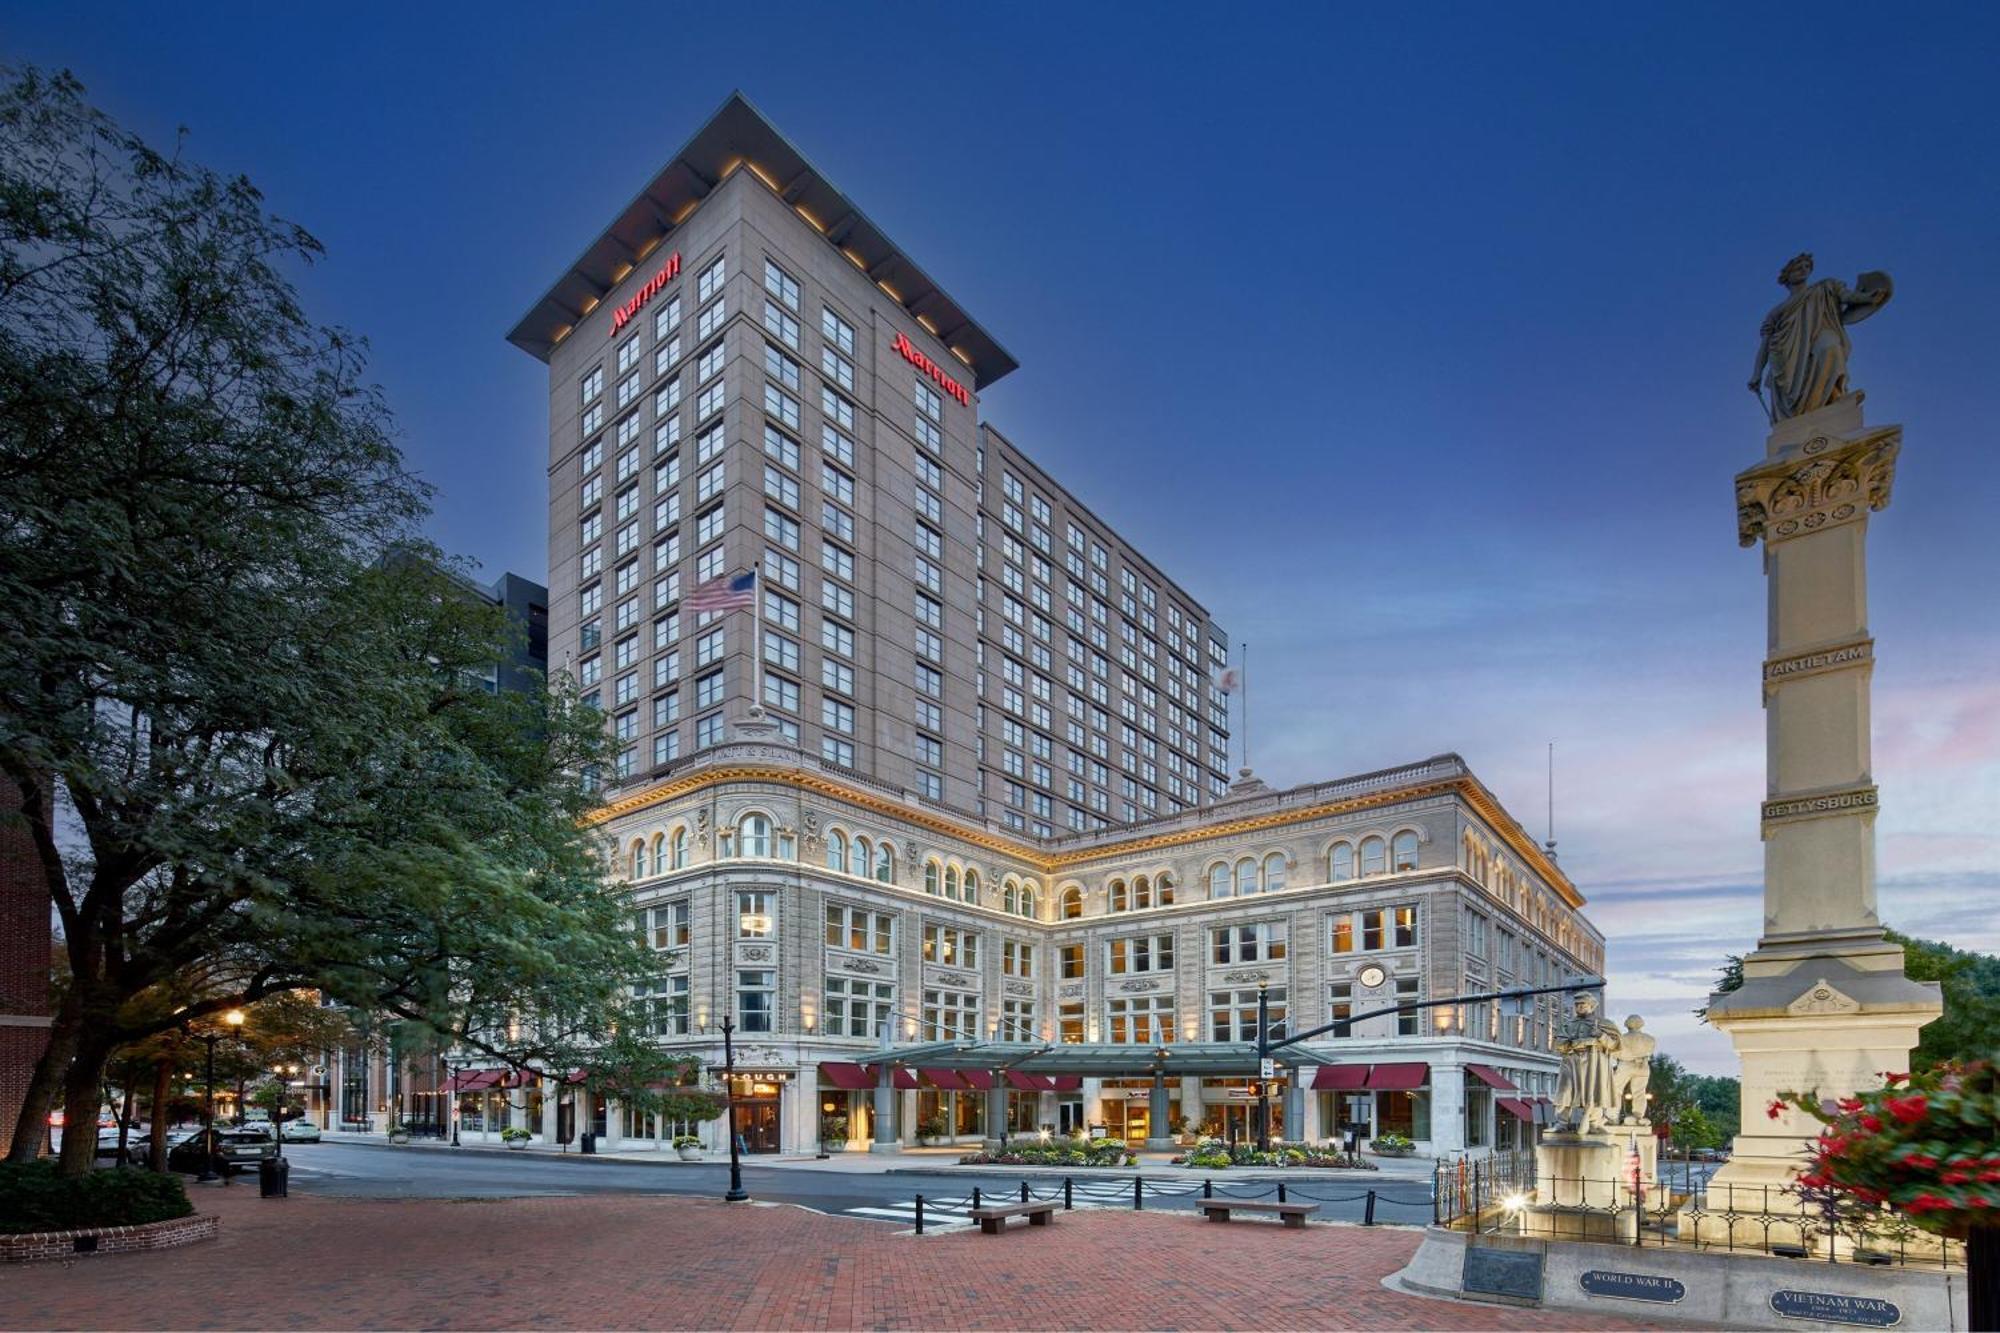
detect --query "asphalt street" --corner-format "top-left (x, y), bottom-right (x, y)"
top-left (268, 1142), bottom-right (1441, 1230)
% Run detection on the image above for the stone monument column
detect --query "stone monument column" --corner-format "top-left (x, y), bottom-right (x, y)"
top-left (1708, 273), bottom-right (1941, 1197)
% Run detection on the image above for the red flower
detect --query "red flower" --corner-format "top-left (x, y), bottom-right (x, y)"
top-left (1906, 1153), bottom-right (1939, 1170)
top-left (1859, 1114), bottom-right (1883, 1132)
top-left (1885, 1095), bottom-right (1929, 1124)
top-left (1767, 1099), bottom-right (1787, 1120)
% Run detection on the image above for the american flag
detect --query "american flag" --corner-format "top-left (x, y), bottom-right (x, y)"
top-left (686, 569), bottom-right (757, 613)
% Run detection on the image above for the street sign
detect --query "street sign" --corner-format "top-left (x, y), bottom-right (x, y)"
top-left (1259, 1058), bottom-right (1275, 1079)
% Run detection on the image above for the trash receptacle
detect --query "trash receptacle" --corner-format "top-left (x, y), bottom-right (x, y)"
top-left (579, 1131), bottom-right (596, 1155)
top-left (259, 1156), bottom-right (289, 1198)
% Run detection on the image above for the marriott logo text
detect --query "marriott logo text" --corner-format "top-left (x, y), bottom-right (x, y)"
top-left (611, 252), bottom-right (682, 334)
top-left (892, 332), bottom-right (971, 407)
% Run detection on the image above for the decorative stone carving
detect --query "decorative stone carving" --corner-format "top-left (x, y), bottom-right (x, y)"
top-left (1749, 255), bottom-right (1893, 422)
top-left (837, 957), bottom-right (884, 975)
top-left (1117, 978), bottom-right (1163, 994)
top-left (1221, 969), bottom-right (1265, 985)
top-left (1057, 983), bottom-right (1084, 1000)
top-left (1004, 980), bottom-right (1033, 998)
top-left (739, 945), bottom-right (773, 963)
top-left (930, 971), bottom-right (973, 990)
top-left (1610, 1015), bottom-right (1656, 1126)
top-left (695, 807), bottom-right (710, 849)
top-left (1736, 427), bottom-right (1900, 547)
top-left (1787, 979), bottom-right (1862, 1017)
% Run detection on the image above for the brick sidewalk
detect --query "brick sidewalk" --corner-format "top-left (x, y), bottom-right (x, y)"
top-left (0, 1188), bottom-right (1665, 1331)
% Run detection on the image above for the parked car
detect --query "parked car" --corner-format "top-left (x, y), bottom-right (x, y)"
top-left (165, 1126), bottom-right (277, 1174)
top-left (95, 1125), bottom-right (148, 1165)
top-left (280, 1120), bottom-right (321, 1143)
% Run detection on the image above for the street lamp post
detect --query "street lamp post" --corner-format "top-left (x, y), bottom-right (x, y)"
top-left (720, 1017), bottom-right (748, 1203)
top-left (447, 1058), bottom-right (461, 1147)
top-left (1255, 978), bottom-right (1272, 1153)
top-left (196, 1009), bottom-right (246, 1183)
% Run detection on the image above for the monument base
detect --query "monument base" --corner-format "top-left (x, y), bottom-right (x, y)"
top-left (1526, 1130), bottom-right (1659, 1243)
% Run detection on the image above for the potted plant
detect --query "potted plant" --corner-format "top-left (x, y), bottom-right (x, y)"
top-left (672, 1133), bottom-right (703, 1161)
top-left (916, 1112), bottom-right (949, 1146)
top-left (1372, 1132), bottom-right (1416, 1157)
top-left (819, 1114), bottom-right (849, 1152)
top-left (500, 1126), bottom-right (532, 1150)
top-left (1772, 1060), bottom-right (1998, 1329)
top-left (386, 1121), bottom-right (411, 1145)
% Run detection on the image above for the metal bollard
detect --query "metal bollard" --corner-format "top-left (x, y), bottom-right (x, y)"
top-left (1204, 1178), bottom-right (1213, 1200)
top-left (1364, 1189), bottom-right (1377, 1226)
top-left (1064, 1176), bottom-right (1073, 1210)
top-left (1134, 1176), bottom-right (1143, 1210)
top-left (972, 1185), bottom-right (982, 1211)
top-left (1021, 1180), bottom-right (1030, 1204)
top-left (1277, 1181), bottom-right (1287, 1203)
top-left (915, 1194), bottom-right (925, 1235)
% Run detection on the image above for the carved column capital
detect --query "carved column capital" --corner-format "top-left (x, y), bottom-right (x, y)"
top-left (1735, 426), bottom-right (1900, 548)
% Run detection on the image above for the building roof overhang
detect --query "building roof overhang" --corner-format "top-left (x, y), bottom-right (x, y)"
top-left (506, 91), bottom-right (1018, 390)
top-left (860, 1041), bottom-right (1318, 1078)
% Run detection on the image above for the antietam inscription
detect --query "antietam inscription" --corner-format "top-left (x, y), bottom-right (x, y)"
top-left (1765, 638), bottom-right (1872, 681)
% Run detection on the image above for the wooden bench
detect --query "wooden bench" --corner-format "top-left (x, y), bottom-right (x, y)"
top-left (967, 1200), bottom-right (1059, 1235)
top-left (1198, 1200), bottom-right (1318, 1228)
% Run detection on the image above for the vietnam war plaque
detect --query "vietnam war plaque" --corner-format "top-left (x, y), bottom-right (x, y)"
top-left (1771, 1290), bottom-right (1901, 1327)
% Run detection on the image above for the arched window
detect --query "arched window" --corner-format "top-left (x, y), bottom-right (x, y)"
top-left (826, 831), bottom-right (846, 873)
top-left (1019, 884), bottom-right (1038, 919)
top-left (964, 868), bottom-right (980, 902)
top-left (1236, 857), bottom-right (1259, 897)
top-left (740, 815), bottom-right (772, 858)
top-left (1263, 853), bottom-right (1286, 893)
top-left (1330, 842), bottom-right (1355, 882)
top-left (1359, 835), bottom-right (1387, 876)
top-left (1002, 878), bottom-right (1019, 915)
top-left (649, 833), bottom-right (665, 876)
top-left (1157, 872), bottom-right (1174, 906)
top-left (874, 842), bottom-right (894, 883)
top-left (670, 828), bottom-right (690, 869)
top-left (629, 839), bottom-right (648, 880)
top-left (925, 860), bottom-right (941, 896)
top-left (1209, 863), bottom-right (1231, 899)
top-left (1060, 886), bottom-right (1083, 919)
top-left (1133, 876), bottom-right (1152, 910)
top-left (849, 836), bottom-right (869, 879)
top-left (1108, 878), bottom-right (1127, 912)
top-left (944, 865), bottom-right (960, 901)
top-left (1392, 831), bottom-right (1419, 872)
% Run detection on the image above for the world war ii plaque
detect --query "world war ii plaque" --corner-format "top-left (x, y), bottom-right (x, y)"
top-left (1770, 1291), bottom-right (1901, 1327)
top-left (1462, 1246), bottom-right (1544, 1302)
top-left (1579, 1270), bottom-right (1686, 1304)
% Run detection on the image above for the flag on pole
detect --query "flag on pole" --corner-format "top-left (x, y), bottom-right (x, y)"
top-left (687, 568), bottom-right (758, 613)
top-left (1211, 664), bottom-right (1243, 693)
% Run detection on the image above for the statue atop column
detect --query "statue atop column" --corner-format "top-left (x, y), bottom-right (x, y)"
top-left (1551, 992), bottom-right (1620, 1134)
top-left (1610, 1015), bottom-right (1656, 1125)
top-left (1749, 253), bottom-right (1893, 423)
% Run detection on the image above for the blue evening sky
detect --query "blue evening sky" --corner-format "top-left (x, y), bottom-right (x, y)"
top-left (10, 3), bottom-right (1997, 1072)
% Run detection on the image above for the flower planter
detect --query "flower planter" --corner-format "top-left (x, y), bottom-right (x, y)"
top-left (676, 1146), bottom-right (702, 1161)
top-left (387, 1131), bottom-right (411, 1146)
top-left (506, 1140), bottom-right (528, 1151)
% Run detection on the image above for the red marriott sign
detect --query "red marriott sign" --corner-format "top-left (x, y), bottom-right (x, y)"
top-left (610, 252), bottom-right (682, 334)
top-left (892, 331), bottom-right (971, 407)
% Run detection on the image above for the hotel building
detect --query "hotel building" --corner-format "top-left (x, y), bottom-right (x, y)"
top-left (489, 94), bottom-right (1606, 1159)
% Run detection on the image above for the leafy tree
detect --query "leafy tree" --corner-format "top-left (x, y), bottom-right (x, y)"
top-left (1885, 930), bottom-right (2000, 1073)
top-left (0, 66), bottom-right (655, 1172)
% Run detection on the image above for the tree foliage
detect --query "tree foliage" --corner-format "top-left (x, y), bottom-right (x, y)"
top-left (0, 65), bottom-right (654, 1171)
top-left (1885, 930), bottom-right (2000, 1074)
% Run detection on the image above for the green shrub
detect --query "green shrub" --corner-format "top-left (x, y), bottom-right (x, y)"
top-left (0, 1161), bottom-right (195, 1235)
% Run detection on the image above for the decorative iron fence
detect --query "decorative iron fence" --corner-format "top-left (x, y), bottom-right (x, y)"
top-left (1437, 1157), bottom-right (1964, 1272)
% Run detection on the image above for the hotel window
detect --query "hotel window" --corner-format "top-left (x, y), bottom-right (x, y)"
top-left (581, 402), bottom-right (603, 436)
top-left (654, 296), bottom-right (682, 340)
top-left (820, 345), bottom-right (854, 390)
top-left (821, 306), bottom-right (855, 354)
top-left (821, 736), bottom-right (854, 767)
top-left (821, 424), bottom-right (854, 467)
top-left (1395, 977), bottom-right (1422, 1037)
top-left (999, 999), bottom-right (1036, 1042)
top-left (580, 513), bottom-right (603, 546)
top-left (763, 383), bottom-right (799, 429)
top-left (654, 333), bottom-right (682, 378)
top-left (914, 486), bottom-right (942, 524)
top-left (1211, 921), bottom-right (1288, 965)
top-left (914, 627), bottom-right (942, 663)
top-left (1106, 933), bottom-right (1174, 975)
top-left (822, 580), bottom-right (854, 620)
top-left (1392, 830), bottom-right (1420, 872)
top-left (1329, 842), bottom-right (1356, 882)
top-left (762, 673), bottom-right (799, 713)
top-left (914, 523), bottom-right (943, 560)
top-left (695, 711), bottom-right (724, 749)
top-left (697, 255), bottom-right (726, 302)
top-left (762, 632), bottom-right (799, 673)
top-left (763, 423), bottom-right (799, 470)
top-left (1328, 982), bottom-right (1354, 1036)
top-left (822, 500), bottom-right (855, 543)
top-left (1058, 1001), bottom-right (1085, 1044)
top-left (1106, 995), bottom-right (1174, 1045)
top-left (914, 733), bottom-right (942, 767)
top-left (696, 297), bottom-right (726, 341)
top-left (1330, 915), bottom-right (1355, 954)
top-left (1209, 987), bottom-right (1285, 1043)
top-left (763, 548), bottom-right (800, 591)
top-left (821, 618), bottom-right (853, 657)
top-left (914, 592), bottom-right (943, 629)
top-left (914, 663), bottom-right (942, 698)
top-left (652, 650), bottom-right (680, 689)
top-left (615, 374), bottom-right (640, 411)
top-left (1002, 941), bottom-right (1035, 978)
top-left (695, 380), bottom-right (725, 422)
top-left (822, 542), bottom-right (855, 582)
top-left (613, 673), bottom-right (637, 707)
top-left (735, 889), bottom-right (776, 939)
top-left (824, 976), bottom-right (894, 1039)
top-left (921, 989), bottom-right (979, 1041)
top-left (764, 506), bottom-right (800, 551)
top-left (695, 339), bottom-right (725, 384)
top-left (763, 464), bottom-right (799, 510)
top-left (822, 657), bottom-right (855, 697)
top-left (647, 900), bottom-right (690, 950)
top-left (763, 342), bottom-right (800, 390)
top-left (762, 300), bottom-right (800, 350)
top-left (914, 556), bottom-right (942, 593)
top-left (763, 258), bottom-right (799, 311)
top-left (820, 386), bottom-right (855, 430)
top-left (921, 925), bottom-right (978, 968)
top-left (652, 692), bottom-right (680, 728)
top-left (916, 771), bottom-right (943, 801)
top-left (1359, 835), bottom-right (1388, 876)
top-left (581, 438), bottom-right (603, 475)
top-left (821, 697), bottom-right (854, 735)
top-left (694, 670), bottom-right (725, 709)
top-left (915, 380), bottom-right (943, 422)
top-left (824, 904), bottom-right (894, 955)
top-left (736, 970), bottom-right (774, 1033)
top-left (580, 365), bottom-right (603, 404)
top-left (821, 463), bottom-right (854, 506)
top-left (637, 976), bottom-right (689, 1037)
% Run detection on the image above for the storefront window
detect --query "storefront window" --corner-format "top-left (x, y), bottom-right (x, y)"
top-left (1376, 1089), bottom-right (1429, 1140)
top-left (1464, 1086), bottom-right (1491, 1147)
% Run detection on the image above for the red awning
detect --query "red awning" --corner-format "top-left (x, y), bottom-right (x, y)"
top-left (1466, 1064), bottom-right (1517, 1091)
top-left (958, 1069), bottom-right (995, 1090)
top-left (502, 1069), bottom-right (539, 1088)
top-left (1312, 1065), bottom-right (1371, 1091)
top-left (921, 1068), bottom-right (968, 1091)
top-left (864, 1064), bottom-right (920, 1090)
top-left (1366, 1062), bottom-right (1430, 1090)
top-left (818, 1061), bottom-right (874, 1092)
top-left (1497, 1097), bottom-right (1537, 1122)
top-left (1048, 1075), bottom-right (1082, 1092)
top-left (1003, 1070), bottom-right (1050, 1092)
top-left (448, 1069), bottom-right (502, 1092)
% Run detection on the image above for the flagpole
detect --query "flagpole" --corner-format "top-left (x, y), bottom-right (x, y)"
top-left (1239, 640), bottom-right (1250, 777)
top-left (750, 565), bottom-right (764, 715)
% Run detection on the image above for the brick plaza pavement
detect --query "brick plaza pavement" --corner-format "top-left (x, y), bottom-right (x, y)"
top-left (1, 1188), bottom-right (1668, 1331)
